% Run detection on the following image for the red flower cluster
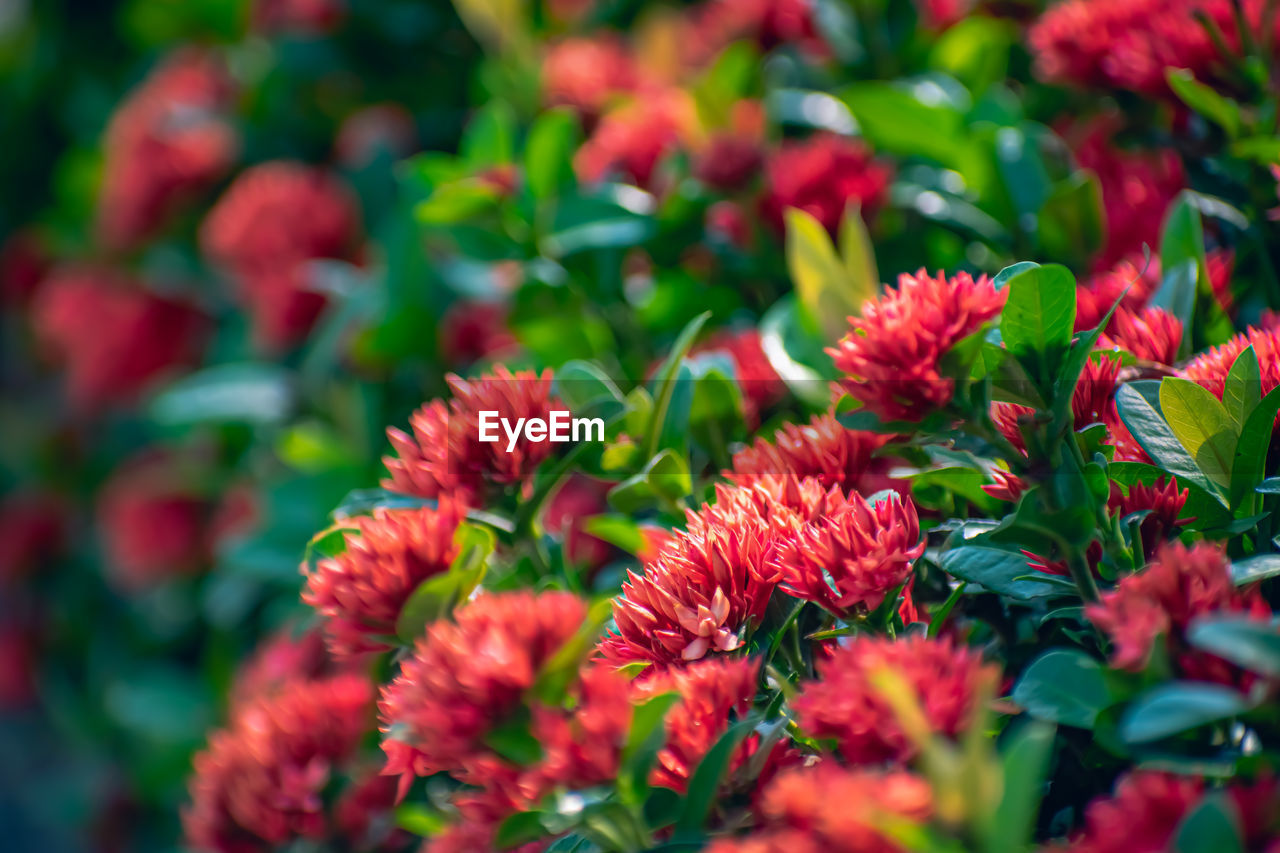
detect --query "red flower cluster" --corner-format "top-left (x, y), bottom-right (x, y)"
top-left (97, 50), bottom-right (238, 250)
top-left (726, 412), bottom-right (896, 499)
top-left (0, 490), bottom-right (66, 585)
top-left (707, 764), bottom-right (933, 853)
top-left (437, 300), bottom-right (518, 365)
top-left (31, 265), bottom-right (206, 410)
top-left (1060, 770), bottom-right (1278, 853)
top-left (681, 0), bottom-right (827, 67)
top-left (542, 37), bottom-right (642, 119)
top-left (793, 634), bottom-right (998, 764)
top-left (0, 230), bottom-right (51, 307)
top-left (201, 161), bottom-right (362, 351)
top-left (769, 491), bottom-right (923, 618)
top-left (1087, 543), bottom-right (1271, 682)
top-left (1029, 0), bottom-right (1278, 97)
top-left (230, 625), bottom-right (354, 709)
top-left (760, 133), bottom-right (892, 236)
top-left (253, 0), bottom-right (346, 34)
top-left (1109, 477), bottom-right (1191, 561)
top-left (574, 90), bottom-right (698, 190)
top-left (184, 673), bottom-right (387, 853)
top-left (381, 366), bottom-right (562, 504)
top-left (693, 100), bottom-right (767, 193)
top-left (303, 499), bottom-right (466, 655)
top-left (831, 269), bottom-right (1004, 423)
top-left (378, 591), bottom-right (588, 792)
top-left (1098, 305), bottom-right (1183, 365)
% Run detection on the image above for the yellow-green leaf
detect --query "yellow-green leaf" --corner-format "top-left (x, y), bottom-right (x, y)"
top-left (839, 202), bottom-right (880, 311)
top-left (1159, 377), bottom-right (1238, 490)
top-left (784, 207), bottom-right (864, 342)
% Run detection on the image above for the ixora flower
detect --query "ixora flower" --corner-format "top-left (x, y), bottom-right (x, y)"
top-left (381, 366), bottom-right (561, 504)
top-left (252, 0), bottom-right (346, 34)
top-left (201, 161), bottom-right (362, 350)
top-left (1058, 770), bottom-right (1279, 853)
top-left (597, 484), bottom-right (787, 667)
top-left (184, 673), bottom-right (386, 853)
top-left (706, 764), bottom-right (933, 853)
top-left (726, 412), bottom-right (897, 499)
top-left (97, 49), bottom-right (238, 250)
top-left (1097, 305), bottom-right (1183, 365)
top-left (541, 36), bottom-right (642, 119)
top-left (1086, 542), bottom-right (1271, 683)
top-left (632, 656), bottom-right (762, 792)
top-left (793, 634), bottom-right (999, 765)
top-left (302, 498), bottom-right (466, 655)
top-left (31, 265), bottom-right (207, 411)
top-left (1109, 477), bottom-right (1191, 561)
top-left (768, 490), bottom-right (923, 618)
top-left (759, 133), bottom-right (892, 236)
top-left (574, 90), bottom-right (699, 190)
top-left (830, 269), bottom-right (1004, 424)
top-left (379, 591), bottom-right (588, 794)
top-left (681, 0), bottom-right (828, 67)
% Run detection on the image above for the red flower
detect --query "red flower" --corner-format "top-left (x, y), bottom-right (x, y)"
top-left (830, 269), bottom-right (1004, 423)
top-left (0, 620), bottom-right (38, 709)
top-left (915, 0), bottom-right (976, 30)
top-left (31, 265), bottom-right (206, 410)
top-left (1098, 305), bottom-right (1183, 365)
top-left (982, 468), bottom-right (1028, 503)
top-left (1074, 254), bottom-right (1160, 332)
top-left (97, 50), bottom-right (237, 250)
top-left (793, 634), bottom-right (999, 764)
top-left (760, 133), bottom-right (892, 236)
top-left (96, 450), bottom-right (216, 591)
top-left (682, 0), bottom-right (828, 67)
top-left (1086, 542), bottom-right (1271, 682)
top-left (379, 591), bottom-right (588, 793)
top-left (542, 37), bottom-right (641, 118)
top-left (531, 663), bottom-right (634, 793)
top-left (1028, 0), bottom-right (1274, 97)
top-left (1069, 118), bottom-right (1184, 270)
top-left (201, 161), bottom-right (362, 351)
top-left (727, 412), bottom-right (896, 498)
top-left (438, 300), bottom-right (518, 365)
top-left (0, 490), bottom-right (66, 585)
top-left (769, 491), bottom-right (922, 617)
top-left (231, 626), bottom-right (356, 709)
top-left (1182, 325), bottom-right (1280, 443)
top-left (381, 366), bottom-right (562, 504)
top-left (1060, 771), bottom-right (1279, 853)
top-left (706, 764), bottom-right (933, 853)
top-left (253, 0), bottom-right (345, 34)
top-left (694, 328), bottom-right (786, 425)
top-left (0, 230), bottom-right (51, 307)
top-left (543, 475), bottom-right (615, 571)
top-left (574, 90), bottom-right (698, 190)
top-left (302, 499), bottom-right (465, 655)
top-left (597, 484), bottom-right (788, 666)
top-left (183, 674), bottom-right (378, 853)
top-left (693, 100), bottom-right (767, 192)
top-left (334, 104), bottom-right (417, 167)
top-left (1108, 477), bottom-right (1191, 561)
top-left (632, 656), bottom-right (761, 792)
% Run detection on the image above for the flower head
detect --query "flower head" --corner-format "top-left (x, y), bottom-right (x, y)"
top-left (32, 266), bottom-right (206, 410)
top-left (542, 37), bottom-right (641, 118)
top-left (793, 634), bottom-right (999, 764)
top-left (379, 591), bottom-right (588, 792)
top-left (231, 626), bottom-right (355, 709)
top-left (830, 269), bottom-right (1004, 423)
top-left (632, 656), bottom-right (761, 792)
top-left (381, 366), bottom-right (561, 504)
top-left (727, 413), bottom-right (896, 498)
top-left (253, 0), bottom-right (345, 34)
top-left (1098, 305), bottom-right (1183, 365)
top-left (183, 674), bottom-right (379, 852)
top-left (303, 499), bottom-right (466, 655)
top-left (1108, 477), bottom-right (1191, 561)
top-left (97, 50), bottom-right (237, 250)
top-left (760, 133), bottom-right (892, 236)
top-left (769, 491), bottom-right (923, 617)
top-left (334, 104), bottom-right (417, 167)
top-left (1086, 542), bottom-right (1271, 681)
top-left (574, 90), bottom-right (698, 190)
top-left (682, 0), bottom-right (827, 67)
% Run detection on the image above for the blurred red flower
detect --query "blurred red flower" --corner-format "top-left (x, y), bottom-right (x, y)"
top-left (769, 490), bottom-right (923, 618)
top-left (231, 625), bottom-right (352, 709)
top-left (335, 104), bottom-right (417, 167)
top-left (253, 0), bottom-right (345, 34)
top-left (760, 133), bottom-right (892, 236)
top-left (1098, 305), bottom-right (1183, 365)
top-left (31, 265), bottom-right (207, 410)
top-left (97, 49), bottom-right (237, 251)
top-left (542, 37), bottom-right (642, 119)
top-left (543, 475), bottom-right (615, 571)
top-left (574, 90), bottom-right (698, 190)
top-left (0, 230), bottom-right (51, 307)
top-left (303, 498), bottom-right (466, 655)
top-left (382, 366), bottom-right (561, 504)
top-left (693, 100), bottom-right (767, 192)
top-left (201, 161), bottom-right (362, 351)
top-left (1087, 542), bottom-right (1271, 683)
top-left (830, 269), bottom-right (1004, 423)
top-left (793, 634), bottom-right (999, 764)
top-left (184, 673), bottom-right (380, 853)
top-left (915, 0), bottom-right (976, 30)
top-left (0, 490), bottom-right (66, 585)
top-left (682, 0), bottom-right (827, 66)
top-left (438, 300), bottom-right (518, 365)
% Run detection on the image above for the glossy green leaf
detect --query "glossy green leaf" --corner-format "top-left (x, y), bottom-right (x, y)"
top-left (1231, 554), bottom-right (1280, 585)
top-left (150, 363), bottom-right (293, 426)
top-left (1119, 682), bottom-right (1252, 744)
top-left (1229, 385), bottom-right (1280, 508)
top-left (524, 108), bottom-right (579, 198)
top-left (394, 523), bottom-right (494, 642)
top-left (785, 207), bottom-right (872, 342)
top-left (1222, 346), bottom-right (1261, 433)
top-left (1115, 383), bottom-right (1221, 497)
top-left (937, 546), bottom-right (1062, 600)
top-left (1000, 264), bottom-right (1077, 390)
top-left (674, 717), bottom-right (757, 835)
top-left (1167, 69), bottom-right (1242, 138)
top-left (646, 312), bottom-right (710, 458)
top-left (1159, 377), bottom-right (1238, 490)
top-left (1012, 649), bottom-right (1112, 729)
top-left (1187, 616), bottom-right (1280, 677)
top-left (1174, 793), bottom-right (1245, 853)
top-left (984, 721), bottom-right (1056, 853)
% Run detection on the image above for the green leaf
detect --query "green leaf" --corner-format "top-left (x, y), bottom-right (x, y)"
top-left (1231, 553), bottom-right (1280, 585)
top-left (619, 692), bottom-right (680, 804)
top-left (149, 363), bottom-right (292, 426)
top-left (674, 717), bottom-right (756, 836)
top-left (759, 296), bottom-right (835, 408)
top-left (839, 203), bottom-right (880, 312)
top-left (555, 360), bottom-right (627, 422)
top-left (494, 811), bottom-right (549, 850)
top-left (1000, 264), bottom-right (1077, 391)
top-left (1151, 260), bottom-right (1197, 360)
top-left (992, 261), bottom-right (1038, 291)
top-left (302, 523), bottom-right (357, 571)
top-left (1222, 346), bottom-right (1261, 433)
top-left (525, 108), bottom-right (579, 199)
top-left (1115, 383), bottom-right (1221, 497)
top-left (1012, 649), bottom-right (1112, 729)
top-left (1119, 682), bottom-right (1252, 744)
top-left (1174, 793), bottom-right (1245, 853)
top-left (930, 16), bottom-right (1016, 94)
top-left (462, 101), bottom-right (516, 166)
top-left (1161, 193), bottom-right (1211, 347)
top-left (1038, 173), bottom-right (1104, 267)
top-left (395, 804), bottom-right (448, 837)
top-left (1229, 385), bottom-right (1280, 508)
top-left (646, 448), bottom-right (693, 502)
top-left (1159, 378), bottom-right (1238, 490)
top-left (937, 546), bottom-right (1063, 600)
top-left (646, 312), bottom-right (710, 458)
top-left (984, 721), bottom-right (1056, 853)
top-left (1186, 617), bottom-right (1280, 678)
top-left (1167, 69), bottom-right (1242, 138)
top-left (785, 207), bottom-right (872, 342)
top-left (1107, 462), bottom-right (1232, 531)
top-left (394, 523), bottom-right (494, 642)
top-left (484, 710), bottom-right (544, 765)
top-left (841, 81), bottom-right (966, 167)
top-left (529, 598), bottom-right (613, 705)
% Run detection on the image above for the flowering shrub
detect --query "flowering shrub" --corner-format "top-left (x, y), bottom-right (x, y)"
top-left (8, 0), bottom-right (1280, 851)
